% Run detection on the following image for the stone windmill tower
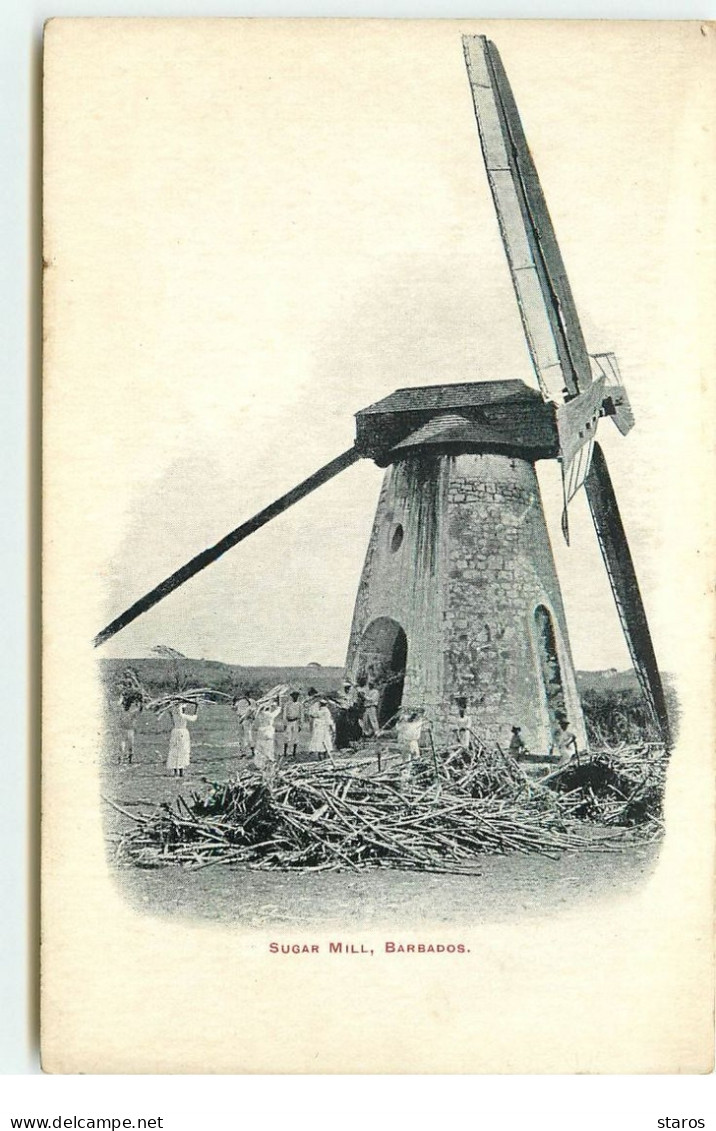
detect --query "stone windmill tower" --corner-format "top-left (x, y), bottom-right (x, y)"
top-left (96, 37), bottom-right (671, 753)
top-left (344, 382), bottom-right (585, 751)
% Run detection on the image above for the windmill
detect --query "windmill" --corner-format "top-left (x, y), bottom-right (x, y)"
top-left (94, 36), bottom-right (671, 753)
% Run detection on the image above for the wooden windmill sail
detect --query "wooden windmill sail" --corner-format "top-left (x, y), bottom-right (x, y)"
top-left (461, 35), bottom-right (669, 746)
top-left (94, 36), bottom-right (671, 751)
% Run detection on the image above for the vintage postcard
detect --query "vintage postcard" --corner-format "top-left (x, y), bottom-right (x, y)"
top-left (42, 18), bottom-right (715, 1073)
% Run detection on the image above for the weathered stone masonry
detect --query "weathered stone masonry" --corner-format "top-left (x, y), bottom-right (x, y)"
top-left (346, 450), bottom-right (586, 753)
top-left (442, 453), bottom-right (584, 751)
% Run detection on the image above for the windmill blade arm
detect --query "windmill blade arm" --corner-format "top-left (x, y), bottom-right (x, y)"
top-left (462, 35), bottom-right (593, 401)
top-left (94, 445), bottom-right (362, 647)
top-left (584, 443), bottom-right (671, 747)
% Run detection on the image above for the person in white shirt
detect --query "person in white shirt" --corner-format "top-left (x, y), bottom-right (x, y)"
top-left (361, 682), bottom-right (380, 737)
top-left (283, 691), bottom-right (302, 758)
top-left (233, 695), bottom-right (255, 758)
top-left (396, 710), bottom-right (424, 782)
top-left (551, 712), bottom-right (580, 764)
top-left (117, 691), bottom-right (142, 765)
top-left (508, 725), bottom-right (527, 759)
top-left (455, 702), bottom-right (472, 751)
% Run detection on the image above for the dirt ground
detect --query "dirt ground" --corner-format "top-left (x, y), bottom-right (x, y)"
top-left (103, 704), bottom-right (661, 929)
top-left (115, 841), bottom-right (659, 929)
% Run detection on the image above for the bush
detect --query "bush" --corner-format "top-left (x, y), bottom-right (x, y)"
top-left (581, 687), bottom-right (658, 746)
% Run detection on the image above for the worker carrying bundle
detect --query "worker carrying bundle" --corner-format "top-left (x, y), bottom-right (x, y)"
top-left (396, 709), bottom-right (425, 783)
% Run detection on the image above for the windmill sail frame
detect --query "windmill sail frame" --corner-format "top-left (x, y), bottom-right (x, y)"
top-left (463, 34), bottom-right (671, 745)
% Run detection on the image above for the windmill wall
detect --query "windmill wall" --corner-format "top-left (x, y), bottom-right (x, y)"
top-left (346, 455), bottom-right (450, 720)
top-left (346, 451), bottom-right (586, 754)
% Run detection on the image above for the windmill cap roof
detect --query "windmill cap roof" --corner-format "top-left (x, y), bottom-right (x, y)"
top-left (390, 413), bottom-right (514, 452)
top-left (357, 379), bottom-right (544, 416)
top-left (354, 379), bottom-right (559, 465)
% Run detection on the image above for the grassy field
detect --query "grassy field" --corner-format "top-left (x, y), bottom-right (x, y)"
top-left (102, 656), bottom-right (669, 701)
top-left (100, 657), bottom-right (344, 702)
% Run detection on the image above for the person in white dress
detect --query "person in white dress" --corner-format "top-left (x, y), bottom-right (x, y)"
top-left (308, 699), bottom-right (335, 759)
top-left (254, 699), bottom-right (282, 782)
top-left (166, 702), bottom-right (198, 777)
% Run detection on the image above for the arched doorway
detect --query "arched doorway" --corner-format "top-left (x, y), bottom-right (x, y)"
top-left (355, 617), bottom-right (408, 725)
top-left (534, 605), bottom-right (567, 739)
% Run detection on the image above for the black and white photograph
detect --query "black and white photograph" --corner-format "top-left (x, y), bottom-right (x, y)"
top-left (41, 18), bottom-right (714, 1074)
top-left (89, 30), bottom-right (679, 927)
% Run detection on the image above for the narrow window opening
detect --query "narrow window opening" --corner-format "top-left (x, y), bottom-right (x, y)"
top-left (534, 605), bottom-right (567, 741)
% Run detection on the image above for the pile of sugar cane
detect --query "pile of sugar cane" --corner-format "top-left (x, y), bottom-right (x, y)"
top-left (225, 684), bottom-right (289, 723)
top-left (109, 761), bottom-right (644, 873)
top-left (117, 668), bottom-right (231, 716)
top-left (118, 668), bottom-right (289, 719)
top-left (437, 738), bottom-right (530, 798)
top-left (144, 687), bottom-right (232, 715)
top-left (541, 743), bottom-right (667, 827)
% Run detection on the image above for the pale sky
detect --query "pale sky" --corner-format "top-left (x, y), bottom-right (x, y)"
top-left (46, 19), bottom-right (711, 671)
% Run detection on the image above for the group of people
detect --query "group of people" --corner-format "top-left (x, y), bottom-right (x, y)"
top-left (114, 677), bottom-right (582, 783)
top-left (161, 678), bottom-right (399, 782)
top-left (507, 710), bottom-right (580, 764)
top-left (233, 687), bottom-right (336, 780)
top-left (113, 692), bottom-right (199, 779)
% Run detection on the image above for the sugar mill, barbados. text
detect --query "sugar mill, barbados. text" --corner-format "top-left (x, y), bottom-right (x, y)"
top-left (268, 941), bottom-right (470, 955)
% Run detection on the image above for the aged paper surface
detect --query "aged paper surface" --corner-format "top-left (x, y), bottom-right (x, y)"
top-left (42, 18), bottom-right (715, 1073)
